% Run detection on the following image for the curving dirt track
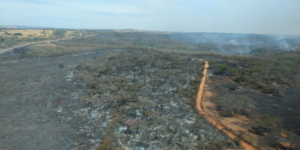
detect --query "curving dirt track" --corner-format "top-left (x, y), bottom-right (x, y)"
top-left (195, 59), bottom-right (257, 150)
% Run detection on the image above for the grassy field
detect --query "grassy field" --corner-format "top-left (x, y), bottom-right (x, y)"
top-left (0, 29), bottom-right (84, 38)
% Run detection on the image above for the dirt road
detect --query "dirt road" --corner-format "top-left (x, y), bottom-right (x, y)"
top-left (195, 59), bottom-right (257, 150)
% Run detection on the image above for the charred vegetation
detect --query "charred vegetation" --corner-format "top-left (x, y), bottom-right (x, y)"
top-left (74, 49), bottom-right (237, 149)
top-left (196, 51), bottom-right (300, 150)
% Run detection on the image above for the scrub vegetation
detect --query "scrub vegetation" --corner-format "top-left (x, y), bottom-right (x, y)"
top-left (199, 51), bottom-right (300, 150)
top-left (74, 49), bottom-right (237, 149)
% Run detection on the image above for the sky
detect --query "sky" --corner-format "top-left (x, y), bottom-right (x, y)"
top-left (0, 0), bottom-right (300, 35)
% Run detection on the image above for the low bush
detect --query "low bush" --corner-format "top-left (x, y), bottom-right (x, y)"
top-left (13, 33), bottom-right (23, 36)
top-left (0, 37), bottom-right (5, 43)
top-left (209, 61), bottom-right (215, 65)
top-left (217, 94), bottom-right (256, 117)
top-left (254, 115), bottom-right (281, 129)
top-left (235, 76), bottom-right (248, 83)
top-left (216, 64), bottom-right (228, 71)
top-left (228, 68), bottom-right (238, 73)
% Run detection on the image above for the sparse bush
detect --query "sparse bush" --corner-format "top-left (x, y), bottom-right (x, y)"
top-left (13, 33), bottom-right (22, 36)
top-left (209, 61), bottom-right (215, 65)
top-left (216, 64), bottom-right (228, 71)
top-left (96, 141), bottom-right (111, 150)
top-left (235, 76), bottom-right (248, 83)
top-left (258, 84), bottom-right (283, 97)
top-left (178, 69), bottom-right (203, 106)
top-left (217, 94), bottom-right (256, 117)
top-left (53, 30), bottom-right (66, 36)
top-left (228, 68), bottom-right (238, 73)
top-left (203, 140), bottom-right (236, 150)
top-left (58, 63), bottom-right (64, 68)
top-left (233, 57), bottom-right (299, 96)
top-left (254, 115), bottom-right (281, 129)
top-left (0, 37), bottom-right (5, 43)
top-left (259, 132), bottom-right (280, 148)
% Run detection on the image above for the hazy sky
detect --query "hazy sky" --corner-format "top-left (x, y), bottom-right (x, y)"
top-left (1, 0), bottom-right (299, 35)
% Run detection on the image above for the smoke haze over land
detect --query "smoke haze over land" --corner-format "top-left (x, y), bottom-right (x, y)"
top-left (170, 33), bottom-right (300, 54)
top-left (1, 0), bottom-right (300, 35)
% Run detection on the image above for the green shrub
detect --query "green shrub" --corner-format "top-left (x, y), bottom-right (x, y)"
top-left (228, 68), bottom-right (238, 73)
top-left (236, 76), bottom-right (248, 83)
top-left (216, 64), bottom-right (228, 70)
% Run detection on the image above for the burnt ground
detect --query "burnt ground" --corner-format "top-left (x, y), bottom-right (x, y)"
top-left (0, 50), bottom-right (115, 150)
top-left (0, 49), bottom-right (236, 150)
top-left (207, 75), bottom-right (300, 133)
top-left (72, 50), bottom-right (236, 150)
top-left (205, 69), bottom-right (300, 136)
top-left (214, 76), bottom-right (300, 135)
top-left (198, 55), bottom-right (300, 136)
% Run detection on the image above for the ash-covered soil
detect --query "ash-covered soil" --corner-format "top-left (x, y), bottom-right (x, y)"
top-left (202, 54), bottom-right (300, 149)
top-left (0, 50), bottom-right (114, 150)
top-left (203, 54), bottom-right (300, 136)
top-left (208, 75), bottom-right (300, 135)
top-left (0, 49), bottom-right (235, 150)
top-left (73, 49), bottom-right (235, 150)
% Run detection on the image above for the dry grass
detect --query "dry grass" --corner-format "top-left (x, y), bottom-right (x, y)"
top-left (0, 29), bottom-right (85, 38)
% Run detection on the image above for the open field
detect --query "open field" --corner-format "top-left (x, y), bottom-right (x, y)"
top-left (0, 29), bottom-right (86, 48)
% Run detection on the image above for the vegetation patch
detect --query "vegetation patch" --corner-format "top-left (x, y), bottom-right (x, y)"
top-left (217, 94), bottom-right (256, 117)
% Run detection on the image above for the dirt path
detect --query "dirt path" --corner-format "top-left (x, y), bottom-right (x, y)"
top-left (195, 59), bottom-right (257, 150)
